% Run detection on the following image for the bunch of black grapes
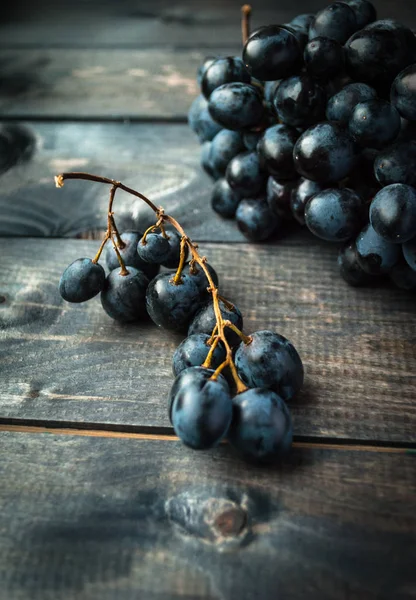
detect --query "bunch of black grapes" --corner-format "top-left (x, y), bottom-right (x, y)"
top-left (59, 217), bottom-right (303, 464)
top-left (189, 1), bottom-right (416, 290)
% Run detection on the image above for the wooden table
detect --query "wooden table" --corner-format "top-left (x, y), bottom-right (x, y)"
top-left (0, 2), bottom-right (415, 598)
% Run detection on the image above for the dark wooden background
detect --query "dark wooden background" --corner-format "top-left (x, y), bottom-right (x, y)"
top-left (0, 2), bottom-right (415, 599)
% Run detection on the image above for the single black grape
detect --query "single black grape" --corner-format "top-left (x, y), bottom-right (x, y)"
top-left (146, 272), bottom-right (201, 332)
top-left (242, 24), bottom-right (303, 81)
top-left (101, 267), bottom-right (149, 322)
top-left (293, 122), bottom-right (357, 183)
top-left (209, 129), bottom-right (245, 174)
top-left (304, 36), bottom-right (344, 81)
top-left (266, 177), bottom-right (298, 220)
top-left (370, 184), bottom-right (416, 243)
top-left (235, 330), bottom-right (304, 401)
top-left (105, 231), bottom-right (159, 280)
top-left (403, 237), bottom-right (416, 272)
top-left (236, 198), bottom-right (278, 242)
top-left (211, 178), bottom-right (240, 219)
top-left (326, 82), bottom-right (377, 125)
top-left (257, 124), bottom-right (299, 179)
top-left (229, 388), bottom-right (292, 463)
top-left (374, 141), bottom-right (416, 187)
top-left (182, 262), bottom-right (219, 298)
top-left (356, 223), bottom-right (400, 274)
top-left (170, 367), bottom-right (232, 449)
top-left (273, 74), bottom-right (326, 128)
top-left (391, 63), bottom-right (416, 122)
top-left (389, 257), bottom-right (416, 290)
top-left (290, 13), bottom-right (314, 33)
top-left (342, 0), bottom-right (376, 28)
top-left (290, 177), bottom-right (324, 225)
top-left (305, 187), bottom-right (364, 242)
top-left (345, 20), bottom-right (416, 93)
top-left (201, 57), bottom-right (251, 99)
top-left (208, 82), bottom-right (264, 130)
top-left (188, 94), bottom-right (222, 142)
top-left (188, 299), bottom-right (243, 347)
top-left (172, 333), bottom-right (226, 377)
top-left (309, 3), bottom-right (358, 44)
top-left (338, 242), bottom-right (374, 286)
top-left (59, 258), bottom-right (106, 303)
top-left (162, 231), bottom-right (189, 269)
top-left (348, 99), bottom-right (401, 149)
top-left (200, 141), bottom-right (220, 180)
top-left (226, 151), bottom-right (267, 197)
top-left (137, 232), bottom-right (171, 264)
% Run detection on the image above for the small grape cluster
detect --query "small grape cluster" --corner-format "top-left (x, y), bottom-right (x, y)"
top-left (189, 2), bottom-right (416, 290)
top-left (56, 172), bottom-right (304, 463)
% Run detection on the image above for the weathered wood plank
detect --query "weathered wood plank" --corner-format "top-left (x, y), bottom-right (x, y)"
top-left (0, 431), bottom-right (414, 600)
top-left (2, 0), bottom-right (415, 48)
top-left (0, 121), bottom-right (248, 241)
top-left (1, 237), bottom-right (415, 443)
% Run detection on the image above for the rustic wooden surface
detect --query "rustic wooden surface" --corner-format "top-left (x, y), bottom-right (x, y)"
top-left (0, 0), bottom-right (415, 598)
top-left (0, 430), bottom-right (415, 600)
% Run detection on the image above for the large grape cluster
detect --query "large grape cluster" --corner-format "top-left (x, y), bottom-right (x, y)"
top-left (189, 2), bottom-right (416, 289)
top-left (56, 172), bottom-right (302, 463)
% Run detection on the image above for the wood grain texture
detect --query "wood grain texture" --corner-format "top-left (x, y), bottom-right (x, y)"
top-left (1, 0), bottom-right (415, 48)
top-left (1, 237), bottom-right (415, 443)
top-left (0, 431), bottom-right (415, 600)
top-left (0, 121), bottom-right (248, 241)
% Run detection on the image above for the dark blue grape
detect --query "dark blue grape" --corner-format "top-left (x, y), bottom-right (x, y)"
top-left (374, 141), bottom-right (416, 187)
top-left (146, 272), bottom-right (201, 332)
top-left (342, 0), bottom-right (376, 28)
top-left (200, 141), bottom-right (220, 180)
top-left (188, 94), bottom-right (222, 142)
top-left (309, 3), bottom-right (358, 44)
top-left (389, 257), bottom-right (416, 290)
top-left (201, 57), bottom-right (251, 99)
top-left (236, 198), bottom-right (278, 242)
top-left (266, 177), bottom-right (298, 220)
top-left (356, 223), bottom-right (400, 274)
top-left (161, 231), bottom-right (189, 269)
top-left (257, 124), bottom-right (299, 179)
top-left (172, 333), bottom-right (226, 377)
top-left (290, 177), bottom-right (324, 225)
top-left (345, 20), bottom-right (416, 93)
top-left (211, 178), bottom-right (240, 219)
top-left (209, 129), bottom-right (245, 174)
top-left (273, 74), bottom-right (326, 128)
top-left (348, 99), bottom-right (400, 149)
top-left (293, 122), bottom-right (357, 182)
top-left (235, 330), bottom-right (304, 401)
top-left (101, 267), bottom-right (148, 322)
top-left (170, 368), bottom-right (232, 449)
top-left (137, 232), bottom-right (171, 264)
top-left (338, 242), bottom-right (374, 286)
top-left (304, 36), bottom-right (344, 81)
top-left (226, 151), bottom-right (266, 197)
top-left (208, 83), bottom-right (264, 130)
top-left (228, 388), bottom-right (292, 463)
top-left (326, 82), bottom-right (377, 125)
top-left (403, 237), bottom-right (416, 272)
top-left (59, 258), bottom-right (105, 303)
top-left (391, 63), bottom-right (416, 121)
top-left (290, 13), bottom-right (314, 32)
top-left (370, 184), bottom-right (416, 243)
top-left (242, 24), bottom-right (303, 81)
top-left (305, 187), bottom-right (364, 242)
top-left (189, 299), bottom-right (243, 347)
top-left (197, 56), bottom-right (216, 87)
top-left (182, 262), bottom-right (219, 297)
top-left (105, 231), bottom-right (159, 280)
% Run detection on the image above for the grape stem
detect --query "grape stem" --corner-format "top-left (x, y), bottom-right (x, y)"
top-left (241, 4), bottom-right (251, 46)
top-left (55, 171), bottom-right (250, 393)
